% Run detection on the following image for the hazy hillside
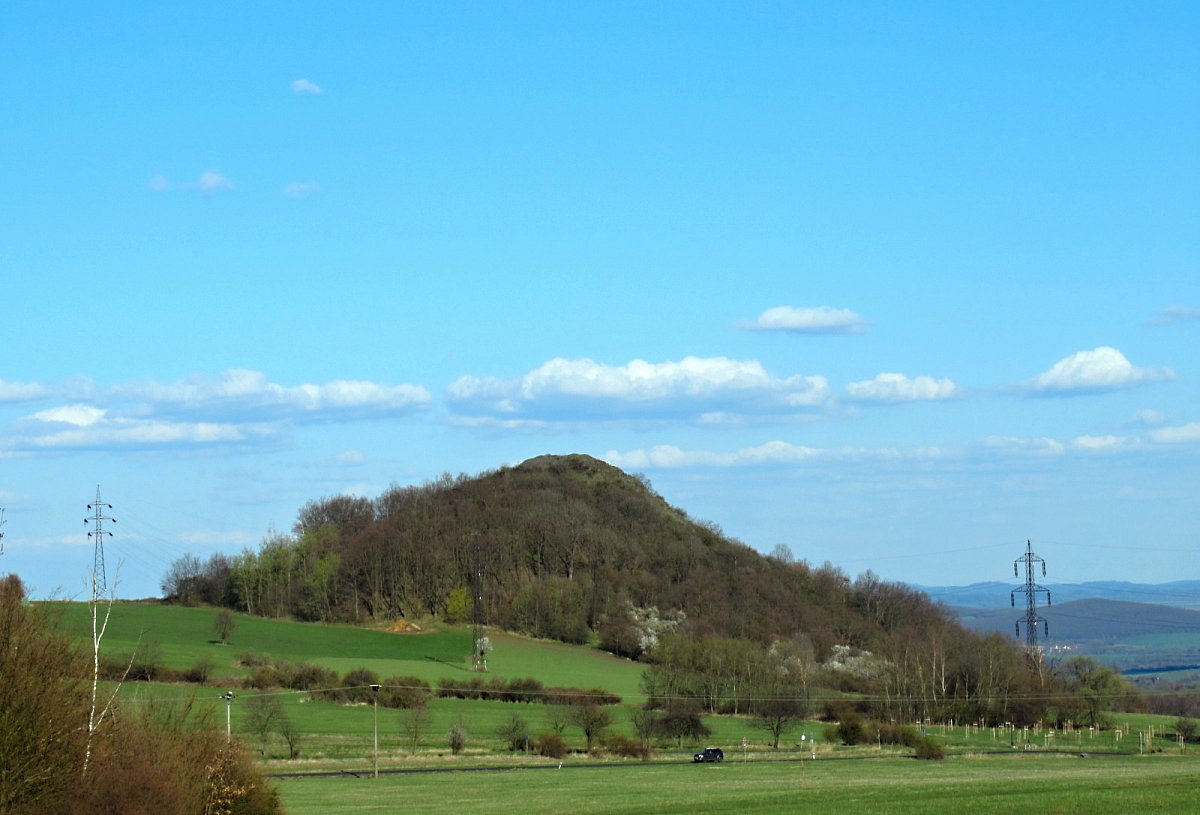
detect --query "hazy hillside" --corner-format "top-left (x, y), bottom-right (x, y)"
top-left (955, 598), bottom-right (1200, 642)
top-left (919, 580), bottom-right (1200, 611)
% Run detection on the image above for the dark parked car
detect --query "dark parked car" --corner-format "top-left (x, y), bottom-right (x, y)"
top-left (693, 747), bottom-right (724, 763)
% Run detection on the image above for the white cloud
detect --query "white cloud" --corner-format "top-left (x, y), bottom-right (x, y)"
top-left (1030, 347), bottom-right (1172, 394)
top-left (1149, 305), bottom-right (1200, 325)
top-left (606, 441), bottom-right (823, 469)
top-left (111, 369), bottom-right (433, 418)
top-left (984, 435), bottom-right (1066, 455)
top-left (1132, 409), bottom-right (1168, 426)
top-left (197, 170), bottom-right (233, 194)
top-left (1070, 434), bottom-right (1128, 452)
top-left (31, 404), bottom-right (106, 427)
top-left (26, 417), bottom-right (251, 449)
top-left (1150, 422), bottom-right (1200, 444)
top-left (845, 373), bottom-right (959, 403)
top-left (0, 379), bottom-right (50, 402)
top-left (283, 182), bottom-right (322, 199)
top-left (743, 305), bottom-right (866, 335)
top-left (448, 356), bottom-right (830, 421)
top-left (291, 78), bottom-right (323, 95)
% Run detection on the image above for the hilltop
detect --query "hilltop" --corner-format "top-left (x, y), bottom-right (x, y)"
top-left (169, 453), bottom-right (951, 660)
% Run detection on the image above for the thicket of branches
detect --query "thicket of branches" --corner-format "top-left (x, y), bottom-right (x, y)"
top-left (0, 574), bottom-right (281, 815)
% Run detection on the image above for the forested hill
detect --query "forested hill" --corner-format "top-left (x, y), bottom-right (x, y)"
top-left (168, 453), bottom-right (952, 658)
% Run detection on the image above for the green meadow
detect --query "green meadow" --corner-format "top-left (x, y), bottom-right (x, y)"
top-left (275, 754), bottom-right (1200, 815)
top-left (42, 602), bottom-right (1200, 812)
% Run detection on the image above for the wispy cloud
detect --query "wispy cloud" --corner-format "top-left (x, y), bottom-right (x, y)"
top-left (291, 78), bottom-right (323, 95)
top-left (197, 170), bottom-right (233, 194)
top-left (1150, 422), bottom-right (1200, 444)
top-left (448, 356), bottom-right (830, 422)
top-left (1029, 347), bottom-right (1172, 394)
top-left (0, 379), bottom-right (50, 403)
top-left (1149, 305), bottom-right (1200, 326)
top-left (604, 440), bottom-right (946, 469)
top-left (148, 171), bottom-right (234, 195)
top-left (20, 413), bottom-right (258, 450)
top-left (110, 369), bottom-right (433, 419)
top-left (845, 373), bottom-right (959, 403)
top-left (742, 305), bottom-right (867, 335)
top-left (283, 182), bottom-right (322, 199)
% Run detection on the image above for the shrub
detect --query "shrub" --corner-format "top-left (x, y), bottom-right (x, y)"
top-left (913, 736), bottom-right (945, 760)
top-left (836, 711), bottom-right (867, 745)
top-left (182, 656), bottom-right (214, 684)
top-left (449, 722), bottom-right (468, 755)
top-left (379, 676), bottom-right (432, 709)
top-left (235, 649), bottom-right (272, 668)
top-left (604, 734), bottom-right (650, 759)
top-left (532, 733), bottom-right (567, 758)
top-left (496, 714), bottom-right (529, 751)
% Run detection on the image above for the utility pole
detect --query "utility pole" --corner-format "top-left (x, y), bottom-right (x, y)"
top-left (1011, 540), bottom-right (1051, 649)
top-left (222, 692), bottom-right (235, 743)
top-left (370, 684), bottom-right (381, 778)
top-left (472, 539), bottom-right (488, 672)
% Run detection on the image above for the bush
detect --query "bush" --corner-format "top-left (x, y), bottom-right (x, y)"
top-left (379, 676), bottom-right (432, 709)
top-left (449, 723), bottom-right (469, 754)
top-left (836, 711), bottom-right (867, 745)
top-left (604, 734), bottom-right (650, 759)
top-left (496, 714), bottom-right (529, 751)
top-left (532, 733), bottom-right (567, 758)
top-left (913, 736), bottom-right (945, 760)
top-left (235, 649), bottom-right (272, 668)
top-left (181, 656), bottom-right (214, 684)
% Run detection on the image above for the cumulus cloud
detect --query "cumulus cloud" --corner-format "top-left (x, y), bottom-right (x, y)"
top-left (743, 306), bottom-right (867, 335)
top-left (110, 369), bottom-right (433, 418)
top-left (31, 404), bottom-right (105, 427)
top-left (291, 78), bottom-right (323, 95)
top-left (1030, 347), bottom-right (1172, 394)
top-left (448, 356), bottom-right (830, 421)
top-left (845, 373), bottom-right (959, 403)
top-left (283, 182), bottom-right (322, 199)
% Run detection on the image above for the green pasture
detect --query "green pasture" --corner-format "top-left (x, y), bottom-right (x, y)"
top-left (275, 753), bottom-right (1200, 815)
top-left (42, 602), bottom-right (644, 700)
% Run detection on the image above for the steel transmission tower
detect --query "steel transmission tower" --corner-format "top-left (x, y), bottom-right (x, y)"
top-left (85, 487), bottom-right (115, 593)
top-left (0, 507), bottom-right (6, 556)
top-left (1011, 540), bottom-right (1050, 648)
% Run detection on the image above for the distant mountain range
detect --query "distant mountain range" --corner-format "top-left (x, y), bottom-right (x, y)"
top-left (952, 598), bottom-right (1200, 643)
top-left (915, 580), bottom-right (1200, 611)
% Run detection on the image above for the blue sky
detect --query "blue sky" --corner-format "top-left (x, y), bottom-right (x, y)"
top-left (2, 2), bottom-right (1197, 600)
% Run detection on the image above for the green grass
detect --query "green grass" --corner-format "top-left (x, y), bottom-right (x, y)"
top-left (275, 753), bottom-right (1200, 815)
top-left (42, 602), bottom-right (644, 699)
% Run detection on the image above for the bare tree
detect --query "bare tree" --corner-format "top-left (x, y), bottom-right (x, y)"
top-left (567, 704), bottom-right (612, 751)
top-left (213, 608), bottom-right (237, 645)
top-left (398, 705), bottom-right (433, 754)
top-left (244, 694), bottom-right (283, 755)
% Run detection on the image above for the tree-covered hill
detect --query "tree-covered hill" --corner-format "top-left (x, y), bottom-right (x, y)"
top-left (167, 454), bottom-right (944, 655)
top-left (160, 453), bottom-right (1138, 726)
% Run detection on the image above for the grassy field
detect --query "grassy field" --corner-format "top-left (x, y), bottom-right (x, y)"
top-left (274, 753), bottom-right (1200, 815)
top-left (41, 600), bottom-right (1199, 814)
top-left (43, 601), bottom-right (645, 700)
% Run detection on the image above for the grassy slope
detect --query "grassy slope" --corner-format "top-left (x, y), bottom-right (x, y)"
top-left (43, 601), bottom-right (644, 700)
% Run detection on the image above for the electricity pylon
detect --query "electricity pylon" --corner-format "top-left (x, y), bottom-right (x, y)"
top-left (85, 487), bottom-right (115, 594)
top-left (1011, 539), bottom-right (1050, 648)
